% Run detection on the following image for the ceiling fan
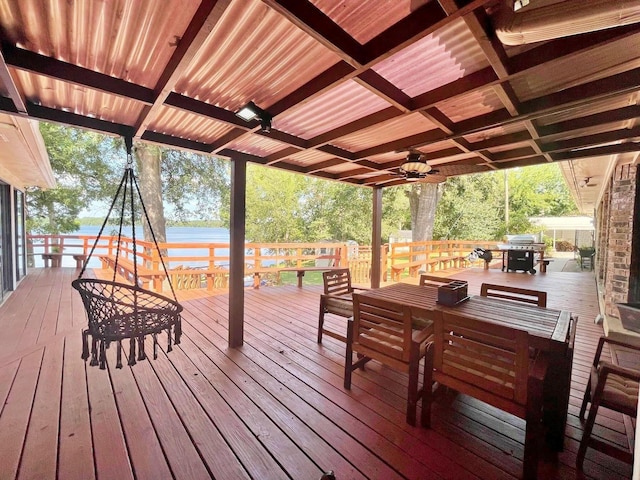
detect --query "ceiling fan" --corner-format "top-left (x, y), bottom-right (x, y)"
top-left (394, 151), bottom-right (444, 182)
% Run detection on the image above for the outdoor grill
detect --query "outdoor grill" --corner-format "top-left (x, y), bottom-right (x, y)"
top-left (496, 235), bottom-right (546, 274)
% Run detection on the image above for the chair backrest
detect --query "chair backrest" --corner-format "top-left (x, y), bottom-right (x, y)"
top-left (433, 311), bottom-right (530, 406)
top-left (323, 268), bottom-right (353, 295)
top-left (352, 293), bottom-right (417, 368)
top-left (480, 283), bottom-right (547, 307)
top-left (419, 274), bottom-right (457, 287)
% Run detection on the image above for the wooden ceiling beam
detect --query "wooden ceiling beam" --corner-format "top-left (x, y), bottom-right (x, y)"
top-left (304, 159), bottom-right (345, 173)
top-left (510, 23), bottom-right (640, 76)
top-left (1, 43), bottom-right (154, 105)
top-left (0, 49), bottom-right (26, 114)
top-left (265, 147), bottom-right (302, 166)
top-left (551, 143), bottom-right (640, 161)
top-left (537, 104), bottom-right (640, 137)
top-left (541, 127), bottom-right (640, 153)
top-left (141, 131), bottom-right (211, 153)
top-left (133, 0), bottom-right (232, 137)
top-left (307, 106), bottom-right (402, 148)
top-left (26, 103), bottom-right (134, 138)
top-left (263, 0), bottom-right (366, 67)
top-left (355, 70), bottom-right (412, 112)
top-left (362, 0), bottom-right (495, 65)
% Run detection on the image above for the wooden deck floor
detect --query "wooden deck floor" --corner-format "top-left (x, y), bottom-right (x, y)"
top-left (0, 266), bottom-right (635, 479)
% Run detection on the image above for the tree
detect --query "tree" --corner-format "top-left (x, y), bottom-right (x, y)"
top-left (407, 183), bottom-right (442, 241)
top-left (135, 143), bottom-right (167, 243)
top-left (30, 124), bottom-right (230, 240)
top-left (28, 124), bottom-right (121, 234)
top-left (434, 173), bottom-right (504, 240)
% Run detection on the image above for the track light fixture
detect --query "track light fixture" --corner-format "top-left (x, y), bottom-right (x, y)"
top-left (235, 101), bottom-right (273, 133)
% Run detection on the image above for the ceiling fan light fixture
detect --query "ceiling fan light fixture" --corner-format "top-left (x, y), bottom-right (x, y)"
top-left (399, 153), bottom-right (432, 177)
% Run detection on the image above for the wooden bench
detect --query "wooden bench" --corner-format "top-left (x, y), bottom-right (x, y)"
top-left (42, 253), bottom-right (88, 269)
top-left (98, 255), bottom-right (163, 291)
top-left (391, 255), bottom-right (469, 281)
top-left (279, 266), bottom-right (342, 288)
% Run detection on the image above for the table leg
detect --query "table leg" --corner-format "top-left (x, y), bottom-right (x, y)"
top-left (543, 353), bottom-right (569, 450)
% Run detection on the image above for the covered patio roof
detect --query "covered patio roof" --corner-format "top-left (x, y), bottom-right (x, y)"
top-left (0, 0), bottom-right (639, 195)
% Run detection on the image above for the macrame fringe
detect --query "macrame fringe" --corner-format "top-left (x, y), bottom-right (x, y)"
top-left (81, 330), bottom-right (90, 360)
top-left (90, 337), bottom-right (99, 367)
top-left (99, 340), bottom-right (107, 370)
top-left (128, 337), bottom-right (137, 366)
top-left (81, 319), bottom-right (180, 369)
top-left (137, 336), bottom-right (146, 361)
top-left (174, 317), bottom-right (182, 345)
top-left (116, 340), bottom-right (123, 369)
top-left (153, 333), bottom-right (158, 360)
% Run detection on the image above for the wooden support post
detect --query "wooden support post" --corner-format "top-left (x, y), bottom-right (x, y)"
top-left (229, 156), bottom-right (247, 348)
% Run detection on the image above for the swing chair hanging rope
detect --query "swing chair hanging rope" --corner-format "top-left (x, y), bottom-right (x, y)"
top-left (72, 136), bottom-right (183, 370)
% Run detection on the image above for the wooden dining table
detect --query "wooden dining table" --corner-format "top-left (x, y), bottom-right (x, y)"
top-left (357, 282), bottom-right (575, 451)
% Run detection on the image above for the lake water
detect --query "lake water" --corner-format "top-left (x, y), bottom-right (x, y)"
top-left (33, 225), bottom-right (231, 268)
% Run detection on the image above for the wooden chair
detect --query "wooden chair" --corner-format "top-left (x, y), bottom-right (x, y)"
top-left (318, 269), bottom-right (366, 343)
top-left (344, 293), bottom-right (435, 425)
top-left (577, 336), bottom-right (640, 470)
top-left (419, 274), bottom-right (461, 286)
top-left (424, 311), bottom-right (548, 480)
top-left (480, 283), bottom-right (547, 307)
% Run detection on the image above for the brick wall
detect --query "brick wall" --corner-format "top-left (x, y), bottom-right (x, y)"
top-left (603, 163), bottom-right (637, 319)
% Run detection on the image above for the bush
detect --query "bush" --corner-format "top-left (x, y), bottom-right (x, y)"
top-left (554, 240), bottom-right (575, 252)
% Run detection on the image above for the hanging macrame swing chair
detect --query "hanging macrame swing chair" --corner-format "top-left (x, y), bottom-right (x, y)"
top-left (72, 136), bottom-right (182, 369)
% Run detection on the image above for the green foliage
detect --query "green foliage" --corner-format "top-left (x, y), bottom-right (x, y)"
top-left (161, 149), bottom-right (230, 222)
top-left (434, 173), bottom-right (504, 240)
top-left (28, 123), bottom-right (121, 234)
top-left (30, 124), bottom-right (231, 235)
top-left (433, 164), bottom-right (577, 241)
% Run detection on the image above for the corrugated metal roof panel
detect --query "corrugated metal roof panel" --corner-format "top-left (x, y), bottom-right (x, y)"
top-left (0, 0), bottom-right (198, 88)
top-left (372, 18), bottom-right (490, 97)
top-left (540, 123), bottom-right (633, 144)
top-left (148, 107), bottom-right (235, 143)
top-left (227, 134), bottom-right (291, 157)
top-left (13, 70), bottom-right (144, 125)
top-left (436, 86), bottom-right (503, 123)
top-left (322, 162), bottom-right (365, 174)
top-left (367, 152), bottom-right (406, 164)
top-left (275, 80), bottom-right (391, 140)
top-left (310, 0), bottom-right (430, 44)
top-left (285, 149), bottom-right (335, 166)
top-left (332, 112), bottom-right (437, 151)
top-left (511, 32), bottom-right (640, 102)
top-left (175, 0), bottom-right (341, 111)
top-left (488, 141), bottom-right (533, 154)
top-left (463, 123), bottom-right (528, 143)
top-left (535, 94), bottom-right (636, 126)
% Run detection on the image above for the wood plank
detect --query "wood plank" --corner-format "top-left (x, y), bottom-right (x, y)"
top-left (18, 337), bottom-right (64, 480)
top-left (86, 353), bottom-right (134, 479)
top-left (0, 348), bottom-right (44, 479)
top-left (58, 334), bottom-right (95, 480)
top-left (107, 346), bottom-right (174, 480)
top-left (128, 352), bottom-right (213, 479)
top-left (144, 340), bottom-right (254, 479)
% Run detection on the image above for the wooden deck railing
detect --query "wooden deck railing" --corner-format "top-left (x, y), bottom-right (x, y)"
top-left (27, 235), bottom-right (492, 291)
top-left (388, 240), bottom-right (499, 281)
top-left (27, 235), bottom-right (378, 291)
